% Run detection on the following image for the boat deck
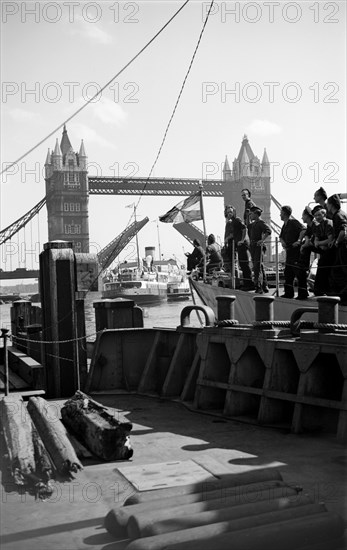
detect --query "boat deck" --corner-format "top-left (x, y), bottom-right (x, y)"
top-left (1, 393), bottom-right (346, 550)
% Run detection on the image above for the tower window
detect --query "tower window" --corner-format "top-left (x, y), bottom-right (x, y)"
top-left (64, 223), bottom-right (81, 235)
top-left (64, 172), bottom-right (80, 187)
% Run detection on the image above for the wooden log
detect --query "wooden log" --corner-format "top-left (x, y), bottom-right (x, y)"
top-left (60, 390), bottom-right (133, 461)
top-left (163, 512), bottom-right (345, 550)
top-left (104, 480), bottom-right (289, 536)
top-left (128, 492), bottom-right (311, 539)
top-left (124, 468), bottom-right (283, 505)
top-left (125, 503), bottom-right (326, 550)
top-left (0, 395), bottom-right (36, 485)
top-left (27, 396), bottom-right (83, 476)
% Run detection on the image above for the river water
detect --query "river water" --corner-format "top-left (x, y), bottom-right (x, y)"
top-left (0, 292), bottom-right (202, 340)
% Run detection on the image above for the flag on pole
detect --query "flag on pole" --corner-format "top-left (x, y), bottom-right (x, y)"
top-left (159, 191), bottom-right (202, 224)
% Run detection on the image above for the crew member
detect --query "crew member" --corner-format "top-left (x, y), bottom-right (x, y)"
top-left (311, 205), bottom-right (334, 296)
top-left (224, 205), bottom-right (254, 290)
top-left (313, 187), bottom-right (328, 212)
top-left (326, 194), bottom-right (347, 303)
top-left (279, 205), bottom-right (305, 299)
top-left (241, 188), bottom-right (256, 226)
top-left (295, 206), bottom-right (315, 300)
top-left (185, 239), bottom-right (204, 272)
top-left (206, 234), bottom-right (222, 274)
top-left (248, 206), bottom-right (271, 294)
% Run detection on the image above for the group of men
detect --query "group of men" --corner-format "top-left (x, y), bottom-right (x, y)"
top-left (186, 186), bottom-right (347, 303)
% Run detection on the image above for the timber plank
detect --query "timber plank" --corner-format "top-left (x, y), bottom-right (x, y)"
top-left (0, 364), bottom-right (30, 390)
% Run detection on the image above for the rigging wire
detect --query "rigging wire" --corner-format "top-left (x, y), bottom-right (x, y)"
top-left (0, 0), bottom-right (191, 177)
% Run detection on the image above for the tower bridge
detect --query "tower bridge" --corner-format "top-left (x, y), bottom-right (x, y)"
top-left (0, 127), bottom-right (272, 275)
top-left (43, 126), bottom-right (271, 254)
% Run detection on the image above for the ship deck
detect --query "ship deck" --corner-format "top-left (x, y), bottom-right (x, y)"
top-left (1, 392), bottom-right (346, 550)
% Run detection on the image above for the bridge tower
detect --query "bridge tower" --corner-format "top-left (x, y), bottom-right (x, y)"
top-left (223, 135), bottom-right (271, 229)
top-left (45, 126), bottom-right (90, 252)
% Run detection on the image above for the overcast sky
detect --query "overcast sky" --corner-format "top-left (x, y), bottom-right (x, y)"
top-left (1, 0), bottom-right (346, 272)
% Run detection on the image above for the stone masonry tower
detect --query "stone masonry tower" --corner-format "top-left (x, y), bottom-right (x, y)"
top-left (45, 126), bottom-right (89, 252)
top-left (223, 135), bottom-right (271, 231)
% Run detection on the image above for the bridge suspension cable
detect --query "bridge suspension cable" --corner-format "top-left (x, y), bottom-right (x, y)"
top-left (0, 196), bottom-right (46, 246)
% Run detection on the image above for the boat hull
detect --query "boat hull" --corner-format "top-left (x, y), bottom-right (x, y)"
top-left (190, 278), bottom-right (347, 324)
top-left (101, 289), bottom-right (167, 305)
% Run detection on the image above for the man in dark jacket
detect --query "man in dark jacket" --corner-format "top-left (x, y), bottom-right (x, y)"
top-left (327, 194), bottom-right (347, 304)
top-left (312, 205), bottom-right (334, 296)
top-left (224, 205), bottom-right (254, 289)
top-left (248, 206), bottom-right (271, 293)
top-left (185, 239), bottom-right (204, 272)
top-left (279, 205), bottom-right (305, 298)
top-left (206, 234), bottom-right (222, 273)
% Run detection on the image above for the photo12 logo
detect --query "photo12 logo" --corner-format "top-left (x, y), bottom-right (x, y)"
top-left (201, 82), bottom-right (340, 103)
top-left (2, 2), bottom-right (140, 24)
top-left (201, 2), bottom-right (340, 24)
top-left (1, 81), bottom-right (140, 105)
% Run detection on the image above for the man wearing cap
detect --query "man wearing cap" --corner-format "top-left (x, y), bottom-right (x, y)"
top-left (326, 194), bottom-right (347, 303)
top-left (248, 206), bottom-right (271, 293)
top-left (279, 205), bottom-right (305, 299)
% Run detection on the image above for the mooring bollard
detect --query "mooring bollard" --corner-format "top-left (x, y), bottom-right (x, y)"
top-left (253, 296), bottom-right (275, 323)
top-left (316, 296), bottom-right (340, 328)
top-left (216, 296), bottom-right (236, 322)
top-left (93, 298), bottom-right (144, 332)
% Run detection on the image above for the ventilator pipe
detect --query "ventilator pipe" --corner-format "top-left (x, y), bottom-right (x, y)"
top-left (253, 296), bottom-right (275, 323)
top-left (216, 295), bottom-right (236, 322)
top-left (316, 296), bottom-right (340, 326)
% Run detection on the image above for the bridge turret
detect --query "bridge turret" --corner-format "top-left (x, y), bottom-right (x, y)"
top-left (223, 155), bottom-right (232, 182)
top-left (45, 148), bottom-right (52, 178)
top-left (52, 139), bottom-right (62, 170)
top-left (261, 148), bottom-right (270, 177)
top-left (78, 140), bottom-right (87, 170)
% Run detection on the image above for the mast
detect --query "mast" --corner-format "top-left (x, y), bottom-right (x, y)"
top-left (199, 181), bottom-right (207, 281)
top-left (156, 218), bottom-right (162, 261)
top-left (134, 204), bottom-right (141, 270)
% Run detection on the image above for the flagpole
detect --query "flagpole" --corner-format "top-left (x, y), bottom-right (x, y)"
top-left (199, 181), bottom-right (207, 281)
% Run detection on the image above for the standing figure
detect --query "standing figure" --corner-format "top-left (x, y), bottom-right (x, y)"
top-left (185, 239), bottom-right (204, 272)
top-left (311, 206), bottom-right (334, 296)
top-left (279, 205), bottom-right (305, 299)
top-left (295, 206), bottom-right (316, 300)
top-left (241, 188), bottom-right (256, 226)
top-left (313, 187), bottom-right (329, 214)
top-left (206, 234), bottom-right (222, 274)
top-left (248, 206), bottom-right (271, 293)
top-left (326, 194), bottom-right (347, 304)
top-left (224, 205), bottom-right (254, 289)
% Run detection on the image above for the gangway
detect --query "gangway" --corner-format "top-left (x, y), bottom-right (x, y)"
top-left (97, 217), bottom-right (149, 270)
